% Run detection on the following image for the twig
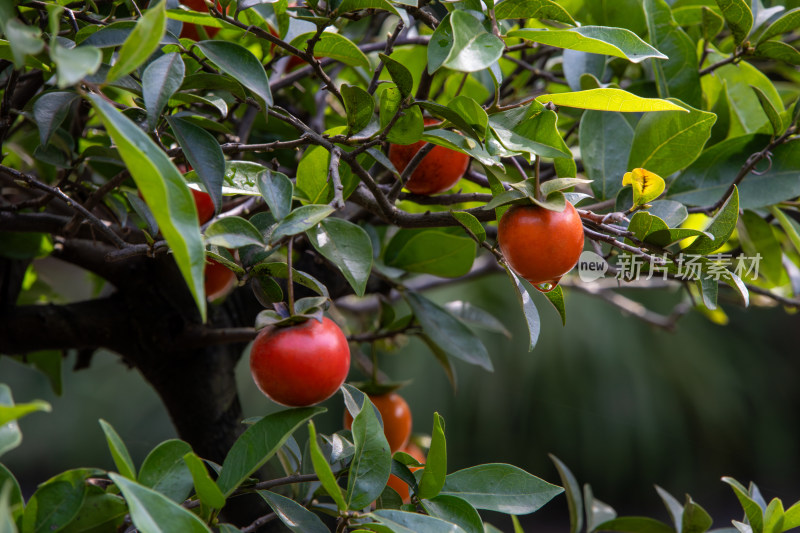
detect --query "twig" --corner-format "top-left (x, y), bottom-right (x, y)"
top-left (241, 513), bottom-right (277, 533)
top-left (367, 21), bottom-right (405, 94)
top-left (398, 191), bottom-right (493, 205)
top-left (388, 142), bottom-right (436, 201)
top-left (583, 226), bottom-right (667, 265)
top-left (328, 148), bottom-right (345, 209)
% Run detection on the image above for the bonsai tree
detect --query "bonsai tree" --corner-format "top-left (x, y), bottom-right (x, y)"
top-left (1, 0), bottom-right (800, 530)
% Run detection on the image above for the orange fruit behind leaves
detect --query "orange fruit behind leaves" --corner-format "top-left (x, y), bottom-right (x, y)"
top-left (388, 443), bottom-right (426, 503)
top-left (343, 392), bottom-right (412, 453)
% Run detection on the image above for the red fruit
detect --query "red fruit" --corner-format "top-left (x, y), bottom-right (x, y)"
top-left (497, 202), bottom-right (585, 288)
top-left (387, 118), bottom-right (471, 195)
top-left (205, 259), bottom-right (236, 300)
top-left (388, 443), bottom-right (425, 503)
top-left (191, 188), bottom-right (215, 225)
top-left (179, 0), bottom-right (222, 40)
top-left (343, 392), bottom-right (412, 453)
top-left (250, 317), bottom-right (351, 407)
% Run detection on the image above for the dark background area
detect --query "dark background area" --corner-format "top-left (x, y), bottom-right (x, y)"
top-left (2, 266), bottom-right (799, 531)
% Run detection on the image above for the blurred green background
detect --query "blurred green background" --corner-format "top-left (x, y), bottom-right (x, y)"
top-left (2, 270), bottom-right (799, 530)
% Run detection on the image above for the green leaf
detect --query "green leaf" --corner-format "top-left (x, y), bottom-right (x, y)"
top-left (384, 229), bottom-right (476, 278)
top-left (537, 89), bottom-right (687, 113)
top-left (308, 420), bottom-right (347, 511)
top-left (342, 85), bottom-right (374, 135)
top-left (258, 490), bottom-right (329, 533)
top-left (722, 477), bottom-right (763, 533)
top-left (654, 486), bottom-right (683, 532)
top-left (751, 86), bottom-right (783, 137)
top-left (307, 218), bottom-right (373, 297)
top-left (448, 96), bottom-right (488, 139)
top-left (683, 186), bottom-right (739, 255)
top-left (109, 473), bottom-right (212, 533)
top-left (448, 211), bottom-right (485, 243)
top-left (542, 285), bottom-right (567, 326)
top-left (0, 464), bottom-right (22, 523)
top-left (489, 103), bottom-right (571, 160)
top-left (440, 464), bottom-right (563, 514)
top-left (428, 11), bottom-right (504, 74)
top-left (296, 142), bottom-right (359, 204)
top-left (33, 91), bottom-right (78, 145)
top-left (585, 485), bottom-right (617, 532)
top-left (579, 111), bottom-right (634, 200)
top-left (418, 413), bottom-right (447, 500)
top-left (0, 385), bottom-right (51, 432)
top-left (344, 387), bottom-right (392, 511)
top-left (107, 1), bottom-right (166, 82)
top-left (60, 484), bottom-right (127, 533)
top-left (257, 170), bottom-right (294, 221)
top-left (217, 407), bottom-right (326, 497)
top-left (739, 210), bottom-right (783, 284)
top-left (770, 207), bottom-right (800, 258)
top-left (762, 498), bottom-right (784, 533)
top-left (22, 469), bottom-right (99, 533)
top-left (205, 216), bottom-right (265, 248)
top-left (549, 455), bottom-right (583, 533)
top-left (183, 452), bottom-right (225, 509)
top-left (138, 440), bottom-right (194, 503)
top-left (494, 0), bottom-right (575, 24)
top-left (51, 43), bottom-right (102, 89)
top-left (5, 19), bottom-right (45, 69)
top-left (336, 0), bottom-right (400, 17)
top-left (417, 101), bottom-right (481, 143)
top-left (195, 41), bottom-right (273, 107)
top-left (628, 100), bottom-right (717, 178)
top-left (143, 53), bottom-right (185, 131)
top-left (540, 178), bottom-right (592, 196)
top-left (756, 7), bottom-right (800, 44)
top-left (379, 53), bottom-right (413, 98)
top-left (167, 117), bottom-right (225, 213)
top-left (714, 0), bottom-right (753, 46)
top-left (99, 419), bottom-right (137, 480)
top-left (443, 301), bottom-right (510, 337)
top-left (270, 205), bottom-right (335, 244)
top-left (755, 40), bottom-right (800, 65)
top-left (508, 26), bottom-right (667, 63)
top-left (288, 32), bottom-right (369, 69)
top-left (594, 517), bottom-right (675, 533)
top-left (250, 262), bottom-right (329, 297)
top-left (683, 495), bottom-right (713, 533)
top-left (628, 211), bottom-right (711, 247)
top-left (422, 129), bottom-right (498, 168)
top-left (421, 495), bottom-right (484, 533)
top-left (89, 94), bottom-right (206, 321)
top-left (406, 291), bottom-right (493, 371)
top-left (504, 269), bottom-right (541, 351)
top-left (369, 509), bottom-right (467, 532)
top-left (668, 136), bottom-right (800, 209)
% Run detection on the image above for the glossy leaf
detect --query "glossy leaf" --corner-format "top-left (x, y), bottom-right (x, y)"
top-left (99, 419), bottom-right (137, 480)
top-left (542, 285), bottom-right (567, 326)
top-left (379, 53), bottom-right (413, 98)
top-left (345, 389), bottom-right (392, 510)
top-left (722, 477), bottom-right (763, 533)
top-left (628, 211), bottom-right (711, 247)
top-left (451, 211), bottom-right (486, 243)
top-left (296, 142), bottom-right (359, 204)
top-left (270, 205), bottom-right (335, 244)
top-left (537, 89), bottom-right (687, 113)
top-left (258, 490), bottom-right (329, 533)
top-left (654, 485), bottom-right (683, 532)
top-left (250, 262), bottom-right (329, 297)
top-left (418, 413), bottom-right (447, 500)
top-left (138, 440), bottom-right (194, 503)
top-left (342, 85), bottom-right (374, 135)
top-left (369, 509), bottom-right (466, 532)
top-left (217, 408), bottom-right (325, 497)
top-left (444, 301), bottom-right (510, 337)
top-left (428, 11), bottom-right (504, 74)
top-left (550, 455), bottom-right (583, 533)
top-left (384, 229), bottom-right (476, 278)
top-left (628, 101), bottom-right (716, 178)
top-left (110, 473), bottom-right (212, 533)
top-left (669, 136), bottom-right (800, 208)
top-left (167, 117), bottom-right (225, 213)
top-left (751, 86), bottom-right (783, 137)
top-left (440, 463), bottom-right (563, 514)
top-left (60, 484), bottom-right (127, 533)
top-left (89, 95), bottom-right (207, 321)
top-left (22, 469), bottom-right (97, 533)
top-left (33, 92), bottom-right (78, 145)
top-left (257, 170), bottom-right (294, 220)
top-left (195, 41), bottom-right (272, 107)
top-left (504, 268), bottom-right (541, 351)
top-left (683, 186), bottom-right (739, 255)
top-left (585, 485), bottom-right (617, 532)
top-left (715, 0), bottom-right (753, 45)
top-left (143, 53), bottom-right (185, 131)
top-left (417, 101), bottom-right (481, 143)
top-left (580, 111), bottom-right (634, 200)
top-left (421, 495), bottom-right (484, 533)
top-left (205, 216), bottom-right (265, 248)
top-left (683, 495), bottom-right (713, 533)
top-left (508, 26), bottom-right (666, 63)
top-left (308, 420), bottom-right (347, 510)
top-left (406, 291), bottom-right (493, 371)
top-left (740, 210), bottom-right (783, 284)
top-left (770, 207), bottom-right (800, 258)
top-left (183, 452), bottom-right (225, 509)
top-left (288, 32), bottom-right (369, 69)
top-left (494, 0), bottom-right (575, 24)
top-left (489, 103), bottom-right (571, 160)
top-left (107, 0), bottom-right (166, 82)
top-left (756, 7), bottom-right (800, 44)
top-left (308, 218), bottom-right (373, 297)
top-left (51, 43), bottom-right (102, 88)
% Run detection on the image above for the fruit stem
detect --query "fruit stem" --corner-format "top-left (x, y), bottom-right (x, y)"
top-left (287, 237), bottom-right (295, 316)
top-left (533, 155), bottom-right (542, 202)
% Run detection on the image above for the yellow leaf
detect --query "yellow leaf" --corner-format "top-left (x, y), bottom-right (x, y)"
top-left (622, 168), bottom-right (665, 206)
top-left (536, 89), bottom-right (688, 113)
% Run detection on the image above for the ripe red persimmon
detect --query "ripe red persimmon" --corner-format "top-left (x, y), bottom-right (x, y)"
top-left (190, 188), bottom-right (215, 225)
top-left (497, 202), bottom-right (585, 288)
top-left (388, 443), bottom-right (425, 503)
top-left (250, 317), bottom-right (350, 407)
top-left (343, 392), bottom-right (412, 453)
top-left (205, 258), bottom-right (236, 300)
top-left (387, 118), bottom-right (471, 195)
top-left (179, 0), bottom-right (223, 40)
